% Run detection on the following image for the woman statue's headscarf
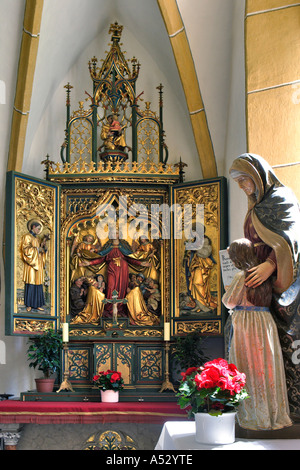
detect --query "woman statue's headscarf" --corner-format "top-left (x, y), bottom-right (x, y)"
top-left (230, 153), bottom-right (300, 293)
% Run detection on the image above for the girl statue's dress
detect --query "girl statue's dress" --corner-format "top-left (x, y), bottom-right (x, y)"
top-left (222, 244), bottom-right (292, 430)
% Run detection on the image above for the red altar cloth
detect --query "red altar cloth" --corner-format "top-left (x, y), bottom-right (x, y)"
top-left (0, 401), bottom-right (187, 425)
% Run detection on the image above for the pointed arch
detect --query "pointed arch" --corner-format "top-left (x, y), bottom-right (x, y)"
top-left (7, 0), bottom-right (44, 172)
top-left (157, 0), bottom-right (217, 178)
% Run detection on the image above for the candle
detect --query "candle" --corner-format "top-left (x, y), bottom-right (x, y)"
top-left (164, 322), bottom-right (170, 341)
top-left (62, 323), bottom-right (69, 342)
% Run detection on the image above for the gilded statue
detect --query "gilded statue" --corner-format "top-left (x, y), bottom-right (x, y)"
top-left (99, 114), bottom-right (127, 151)
top-left (70, 229), bottom-right (160, 326)
top-left (20, 219), bottom-right (49, 312)
top-left (184, 235), bottom-right (217, 312)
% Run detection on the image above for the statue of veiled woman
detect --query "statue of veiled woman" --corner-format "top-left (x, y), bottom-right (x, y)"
top-left (230, 153), bottom-right (300, 419)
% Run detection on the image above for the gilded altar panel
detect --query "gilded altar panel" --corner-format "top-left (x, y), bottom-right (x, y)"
top-left (68, 347), bottom-right (91, 382)
top-left (95, 344), bottom-right (113, 373)
top-left (116, 344), bottom-right (134, 385)
top-left (60, 186), bottom-right (170, 334)
top-left (137, 346), bottom-right (163, 383)
top-left (172, 178), bottom-right (227, 337)
top-left (5, 172), bottom-right (60, 335)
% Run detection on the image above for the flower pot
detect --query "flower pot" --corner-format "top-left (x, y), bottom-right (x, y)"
top-left (35, 378), bottom-right (55, 393)
top-left (194, 412), bottom-right (236, 445)
top-left (100, 390), bottom-right (119, 403)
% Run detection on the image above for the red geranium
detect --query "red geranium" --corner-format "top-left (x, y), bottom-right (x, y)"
top-left (110, 372), bottom-right (122, 383)
top-left (93, 369), bottom-right (124, 391)
top-left (180, 367), bottom-right (199, 381)
top-left (177, 358), bottom-right (248, 418)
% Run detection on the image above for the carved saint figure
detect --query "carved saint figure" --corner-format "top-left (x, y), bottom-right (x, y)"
top-left (71, 277), bottom-right (105, 324)
top-left (184, 236), bottom-right (217, 311)
top-left (69, 277), bottom-right (88, 317)
top-left (131, 236), bottom-right (161, 283)
top-left (70, 233), bottom-right (102, 283)
top-left (100, 114), bottom-right (126, 151)
top-left (20, 219), bottom-right (48, 311)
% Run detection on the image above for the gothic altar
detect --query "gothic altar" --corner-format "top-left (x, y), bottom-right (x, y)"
top-left (4, 23), bottom-right (227, 402)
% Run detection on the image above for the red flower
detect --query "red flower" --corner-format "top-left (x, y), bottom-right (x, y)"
top-left (93, 374), bottom-right (100, 381)
top-left (211, 402), bottom-right (225, 410)
top-left (181, 367), bottom-right (199, 381)
top-left (194, 358), bottom-right (246, 394)
top-left (178, 358), bottom-right (248, 417)
top-left (195, 363), bottom-right (223, 389)
top-left (110, 372), bottom-right (121, 383)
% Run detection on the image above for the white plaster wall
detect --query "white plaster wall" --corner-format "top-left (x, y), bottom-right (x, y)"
top-left (224, 0), bottom-right (248, 243)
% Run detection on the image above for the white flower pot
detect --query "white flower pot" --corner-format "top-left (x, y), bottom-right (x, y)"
top-left (100, 390), bottom-right (119, 403)
top-left (194, 412), bottom-right (236, 445)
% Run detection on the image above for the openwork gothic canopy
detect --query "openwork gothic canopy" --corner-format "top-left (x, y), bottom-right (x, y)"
top-left (59, 22), bottom-right (169, 171)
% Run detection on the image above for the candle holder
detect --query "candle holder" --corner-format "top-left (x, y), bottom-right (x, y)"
top-left (160, 341), bottom-right (176, 393)
top-left (56, 342), bottom-right (74, 393)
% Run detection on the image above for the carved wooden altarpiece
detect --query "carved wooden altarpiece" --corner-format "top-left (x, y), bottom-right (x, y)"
top-left (5, 24), bottom-right (227, 400)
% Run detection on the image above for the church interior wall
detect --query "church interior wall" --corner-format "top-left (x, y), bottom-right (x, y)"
top-left (0, 0), bottom-right (246, 399)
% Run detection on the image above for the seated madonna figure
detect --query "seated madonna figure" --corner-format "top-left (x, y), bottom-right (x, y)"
top-left (100, 114), bottom-right (126, 151)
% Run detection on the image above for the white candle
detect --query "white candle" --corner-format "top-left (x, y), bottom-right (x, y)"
top-left (164, 322), bottom-right (170, 341)
top-left (62, 323), bottom-right (69, 342)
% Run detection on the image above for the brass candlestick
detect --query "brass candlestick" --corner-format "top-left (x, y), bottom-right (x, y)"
top-left (160, 341), bottom-right (175, 393)
top-left (56, 343), bottom-right (74, 393)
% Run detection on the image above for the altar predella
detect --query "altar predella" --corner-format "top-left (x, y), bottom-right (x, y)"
top-left (5, 23), bottom-right (227, 400)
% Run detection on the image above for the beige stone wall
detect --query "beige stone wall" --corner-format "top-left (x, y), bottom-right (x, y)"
top-left (245, 1), bottom-right (300, 200)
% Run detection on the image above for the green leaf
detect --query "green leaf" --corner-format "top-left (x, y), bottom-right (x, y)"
top-left (208, 409), bottom-right (222, 417)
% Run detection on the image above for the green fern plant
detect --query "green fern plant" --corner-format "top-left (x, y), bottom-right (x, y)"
top-left (27, 329), bottom-right (63, 378)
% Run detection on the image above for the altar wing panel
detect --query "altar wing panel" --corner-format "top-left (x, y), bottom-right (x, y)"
top-left (5, 171), bottom-right (60, 336)
top-left (171, 177), bottom-right (228, 337)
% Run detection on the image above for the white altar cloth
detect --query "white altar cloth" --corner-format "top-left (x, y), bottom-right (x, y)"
top-left (155, 421), bottom-right (300, 450)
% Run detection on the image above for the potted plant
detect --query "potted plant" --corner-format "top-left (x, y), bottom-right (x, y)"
top-left (171, 331), bottom-right (209, 379)
top-left (27, 328), bottom-right (63, 393)
top-left (93, 369), bottom-right (124, 402)
top-left (177, 358), bottom-right (248, 444)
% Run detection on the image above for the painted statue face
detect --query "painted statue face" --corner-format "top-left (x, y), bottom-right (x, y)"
top-left (31, 224), bottom-right (41, 234)
top-left (85, 235), bottom-right (94, 244)
top-left (234, 175), bottom-right (256, 196)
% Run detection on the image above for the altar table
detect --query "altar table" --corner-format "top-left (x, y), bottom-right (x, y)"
top-left (0, 400), bottom-right (187, 425)
top-left (155, 421), bottom-right (300, 451)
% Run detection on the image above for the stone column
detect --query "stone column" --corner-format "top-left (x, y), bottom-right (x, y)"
top-left (0, 424), bottom-right (23, 450)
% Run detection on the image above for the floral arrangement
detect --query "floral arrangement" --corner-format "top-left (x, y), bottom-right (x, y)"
top-left (177, 358), bottom-right (248, 418)
top-left (93, 369), bottom-right (124, 392)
